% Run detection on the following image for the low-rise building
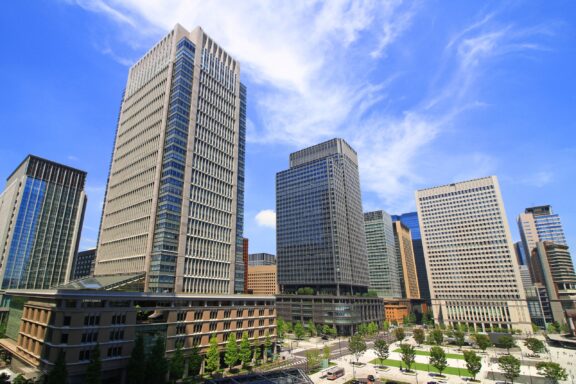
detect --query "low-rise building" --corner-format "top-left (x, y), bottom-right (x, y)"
top-left (276, 294), bottom-right (384, 335)
top-left (0, 286), bottom-right (276, 383)
top-left (247, 265), bottom-right (279, 295)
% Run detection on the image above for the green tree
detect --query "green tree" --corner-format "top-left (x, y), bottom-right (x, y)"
top-left (263, 331), bottom-right (272, 362)
top-left (525, 337), bottom-right (546, 356)
top-left (0, 374), bottom-right (11, 384)
top-left (127, 335), bottom-right (146, 384)
top-left (294, 322), bottom-right (305, 340)
top-left (239, 332), bottom-right (252, 369)
top-left (307, 320), bottom-right (317, 337)
top-left (532, 323), bottom-right (540, 333)
top-left (322, 345), bottom-right (331, 362)
top-left (206, 335), bottom-right (221, 374)
top-left (413, 328), bottom-right (425, 345)
top-left (305, 349), bottom-right (321, 372)
top-left (146, 337), bottom-right (168, 384)
top-left (169, 346), bottom-right (185, 382)
top-left (561, 322), bottom-right (571, 334)
top-left (285, 321), bottom-right (293, 333)
top-left (47, 349), bottom-right (68, 384)
top-left (85, 344), bottom-right (101, 384)
top-left (367, 322), bottom-right (379, 337)
top-left (429, 329), bottom-right (444, 345)
top-left (454, 330), bottom-right (465, 350)
top-left (348, 334), bottom-right (367, 365)
top-left (497, 334), bottom-right (515, 354)
top-left (498, 355), bottom-right (520, 384)
top-left (429, 346), bottom-right (447, 376)
top-left (329, 325), bottom-right (338, 337)
top-left (463, 350), bottom-right (482, 381)
top-left (224, 333), bottom-right (239, 370)
top-left (322, 324), bottom-right (331, 336)
top-left (188, 344), bottom-right (203, 377)
top-left (277, 318), bottom-right (286, 340)
top-left (537, 362), bottom-right (569, 384)
top-left (12, 375), bottom-right (27, 384)
top-left (357, 323), bottom-right (368, 337)
top-left (296, 287), bottom-right (315, 295)
top-left (422, 312), bottom-right (434, 326)
top-left (381, 320), bottom-right (390, 332)
top-left (399, 343), bottom-right (416, 372)
top-left (393, 327), bottom-right (405, 342)
top-left (472, 333), bottom-right (491, 351)
top-left (373, 337), bottom-right (389, 368)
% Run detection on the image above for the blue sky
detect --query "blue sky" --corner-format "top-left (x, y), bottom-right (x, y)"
top-left (1, 1), bottom-right (575, 256)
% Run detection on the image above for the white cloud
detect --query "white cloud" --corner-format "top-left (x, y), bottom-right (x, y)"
top-left (72, 1), bottom-right (554, 214)
top-left (255, 210), bottom-right (276, 229)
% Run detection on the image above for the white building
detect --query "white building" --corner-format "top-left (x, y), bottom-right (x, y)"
top-left (416, 176), bottom-right (532, 332)
top-left (94, 25), bottom-right (246, 294)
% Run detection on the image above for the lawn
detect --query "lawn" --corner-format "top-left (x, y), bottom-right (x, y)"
top-left (369, 358), bottom-right (472, 377)
top-left (392, 348), bottom-right (465, 360)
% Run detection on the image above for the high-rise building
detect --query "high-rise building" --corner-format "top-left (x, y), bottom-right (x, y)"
top-left (393, 221), bottom-right (420, 299)
top-left (392, 212), bottom-right (430, 300)
top-left (242, 238), bottom-right (249, 293)
top-left (530, 241), bottom-right (576, 327)
top-left (0, 155), bottom-right (86, 289)
top-left (518, 205), bottom-right (567, 259)
top-left (248, 253), bottom-right (276, 266)
top-left (364, 211), bottom-right (402, 298)
top-left (416, 176), bottom-right (531, 332)
top-left (276, 138), bottom-right (369, 295)
top-left (94, 25), bottom-right (246, 294)
top-left (71, 248), bottom-right (96, 280)
top-left (514, 241), bottom-right (527, 265)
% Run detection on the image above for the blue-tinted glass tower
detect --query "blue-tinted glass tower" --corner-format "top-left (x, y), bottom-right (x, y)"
top-left (0, 156), bottom-right (86, 289)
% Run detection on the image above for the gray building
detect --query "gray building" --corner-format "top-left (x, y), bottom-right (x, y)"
top-left (71, 248), bottom-right (96, 280)
top-left (276, 138), bottom-right (369, 295)
top-left (248, 253), bottom-right (276, 266)
top-left (94, 25), bottom-right (246, 294)
top-left (518, 205), bottom-right (567, 261)
top-left (0, 155), bottom-right (86, 289)
top-left (364, 211), bottom-right (402, 298)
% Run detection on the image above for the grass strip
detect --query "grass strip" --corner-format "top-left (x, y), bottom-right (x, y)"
top-left (392, 348), bottom-right (465, 360)
top-left (370, 358), bottom-right (472, 377)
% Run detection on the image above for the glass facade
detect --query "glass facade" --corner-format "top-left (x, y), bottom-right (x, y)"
top-left (276, 139), bottom-right (369, 295)
top-left (234, 83), bottom-right (247, 294)
top-left (0, 156), bottom-right (86, 289)
top-left (149, 37), bottom-right (195, 293)
top-left (364, 211), bottom-right (402, 298)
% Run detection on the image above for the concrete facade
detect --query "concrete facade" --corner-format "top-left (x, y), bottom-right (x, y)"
top-left (94, 25), bottom-right (246, 294)
top-left (416, 176), bottom-right (532, 333)
top-left (246, 265), bottom-right (279, 295)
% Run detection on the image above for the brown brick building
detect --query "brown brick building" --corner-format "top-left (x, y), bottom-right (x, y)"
top-left (0, 289), bottom-right (276, 383)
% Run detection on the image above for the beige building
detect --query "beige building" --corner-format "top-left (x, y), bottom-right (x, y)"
top-left (247, 265), bottom-right (279, 295)
top-left (0, 288), bottom-right (275, 383)
top-left (393, 221), bottom-right (420, 299)
top-left (94, 24), bottom-right (247, 294)
top-left (416, 176), bottom-right (532, 332)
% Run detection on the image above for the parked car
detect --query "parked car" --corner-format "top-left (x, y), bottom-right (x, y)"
top-left (367, 375), bottom-right (376, 382)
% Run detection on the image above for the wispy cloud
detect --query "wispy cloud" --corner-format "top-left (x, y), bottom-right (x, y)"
top-left (71, 1), bottom-right (555, 214)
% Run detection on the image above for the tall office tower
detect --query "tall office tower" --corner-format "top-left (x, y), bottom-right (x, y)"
top-left (530, 241), bottom-right (576, 326)
top-left (393, 221), bottom-right (420, 299)
top-left (248, 253), bottom-right (276, 266)
top-left (518, 205), bottom-right (567, 260)
top-left (94, 25), bottom-right (246, 294)
top-left (392, 212), bottom-right (430, 300)
top-left (276, 138), bottom-right (369, 295)
top-left (242, 238), bottom-right (249, 293)
top-left (364, 211), bottom-right (402, 298)
top-left (0, 155), bottom-right (86, 289)
top-left (416, 176), bottom-right (531, 332)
